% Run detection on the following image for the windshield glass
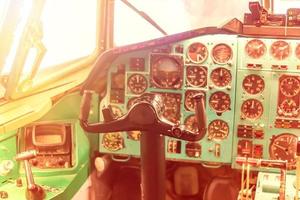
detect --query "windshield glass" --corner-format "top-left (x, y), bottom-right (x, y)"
top-left (114, 0), bottom-right (254, 46)
top-left (0, 0), bottom-right (97, 99)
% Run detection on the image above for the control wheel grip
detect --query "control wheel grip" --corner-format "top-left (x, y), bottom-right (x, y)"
top-left (194, 93), bottom-right (207, 139)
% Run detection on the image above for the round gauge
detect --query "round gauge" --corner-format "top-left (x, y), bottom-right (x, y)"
top-left (151, 56), bottom-right (183, 89)
top-left (270, 40), bottom-right (290, 60)
top-left (187, 42), bottom-right (208, 63)
top-left (212, 43), bottom-right (232, 64)
top-left (102, 132), bottom-right (124, 151)
top-left (241, 99), bottom-right (263, 119)
top-left (269, 133), bottom-right (297, 168)
top-left (279, 76), bottom-right (300, 97)
top-left (186, 65), bottom-right (207, 87)
top-left (184, 115), bottom-right (198, 132)
top-left (207, 120), bottom-right (229, 140)
top-left (278, 99), bottom-right (299, 117)
top-left (127, 130), bottom-right (141, 141)
top-left (242, 74), bottom-right (265, 95)
top-left (210, 67), bottom-right (232, 87)
top-left (209, 91), bottom-right (231, 113)
top-left (245, 39), bottom-right (266, 59)
top-left (184, 90), bottom-right (205, 111)
top-left (160, 93), bottom-right (181, 123)
top-left (127, 74), bottom-right (147, 94)
top-left (296, 44), bottom-right (300, 60)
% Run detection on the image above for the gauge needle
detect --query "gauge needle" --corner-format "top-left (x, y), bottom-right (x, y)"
top-left (273, 143), bottom-right (287, 151)
top-left (251, 101), bottom-right (255, 109)
top-left (218, 129), bottom-right (227, 134)
top-left (197, 54), bottom-right (203, 61)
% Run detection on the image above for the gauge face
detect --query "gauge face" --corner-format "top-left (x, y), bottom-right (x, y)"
top-left (159, 93), bottom-right (181, 123)
top-left (241, 99), bottom-right (263, 119)
top-left (184, 115), bottom-right (198, 132)
top-left (187, 42), bottom-right (208, 63)
top-left (279, 76), bottom-right (300, 97)
top-left (186, 66), bottom-right (207, 87)
top-left (269, 133), bottom-right (297, 168)
top-left (296, 44), bottom-right (300, 60)
top-left (208, 120), bottom-right (229, 140)
top-left (102, 132), bottom-right (124, 151)
top-left (184, 90), bottom-right (205, 111)
top-left (209, 91), bottom-right (231, 113)
top-left (210, 67), bottom-right (232, 87)
top-left (245, 39), bottom-right (266, 59)
top-left (270, 40), bottom-right (290, 60)
top-left (151, 55), bottom-right (183, 89)
top-left (127, 74), bottom-right (147, 94)
top-left (242, 74), bottom-right (265, 95)
top-left (212, 43), bottom-right (232, 64)
top-left (278, 99), bottom-right (299, 117)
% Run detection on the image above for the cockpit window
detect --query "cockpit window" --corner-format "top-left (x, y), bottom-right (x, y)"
top-left (0, 0), bottom-right (9, 29)
top-left (273, 0), bottom-right (300, 14)
top-left (114, 0), bottom-right (254, 46)
top-left (0, 0), bottom-right (97, 99)
top-left (38, 0), bottom-right (97, 69)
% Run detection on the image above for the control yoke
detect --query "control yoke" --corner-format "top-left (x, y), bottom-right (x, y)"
top-left (79, 91), bottom-right (207, 141)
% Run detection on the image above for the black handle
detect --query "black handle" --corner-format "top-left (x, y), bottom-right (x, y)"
top-left (79, 92), bottom-right (206, 141)
top-left (193, 93), bottom-right (207, 140)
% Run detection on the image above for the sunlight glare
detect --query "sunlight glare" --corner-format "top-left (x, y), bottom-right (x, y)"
top-left (2, 0), bottom-right (33, 75)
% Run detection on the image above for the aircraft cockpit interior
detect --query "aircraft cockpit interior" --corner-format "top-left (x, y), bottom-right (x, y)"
top-left (1, 0), bottom-right (300, 199)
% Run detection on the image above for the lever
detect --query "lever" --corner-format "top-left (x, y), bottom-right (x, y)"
top-left (15, 150), bottom-right (45, 200)
top-left (193, 93), bottom-right (207, 140)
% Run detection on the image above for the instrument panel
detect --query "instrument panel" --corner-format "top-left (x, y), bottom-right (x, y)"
top-left (100, 35), bottom-right (300, 170)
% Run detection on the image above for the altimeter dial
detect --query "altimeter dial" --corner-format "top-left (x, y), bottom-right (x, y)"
top-left (209, 91), bottom-right (231, 113)
top-left (245, 39), bottom-right (266, 59)
top-left (187, 42), bottom-right (208, 63)
top-left (270, 40), bottom-right (290, 60)
top-left (186, 65), bottom-right (207, 87)
top-left (127, 74), bottom-right (147, 94)
top-left (207, 120), bottom-right (229, 140)
top-left (212, 43), bottom-right (232, 64)
top-left (210, 67), bottom-right (232, 87)
top-left (269, 133), bottom-right (297, 168)
top-left (279, 76), bottom-right (300, 97)
top-left (242, 74), bottom-right (265, 95)
top-left (241, 99), bottom-right (263, 119)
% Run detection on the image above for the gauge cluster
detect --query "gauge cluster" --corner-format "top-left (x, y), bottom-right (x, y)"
top-left (232, 37), bottom-right (300, 171)
top-left (99, 35), bottom-right (237, 163)
top-left (100, 35), bottom-right (300, 170)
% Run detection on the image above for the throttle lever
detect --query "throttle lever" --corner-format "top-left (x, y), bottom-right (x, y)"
top-left (193, 93), bottom-right (207, 140)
